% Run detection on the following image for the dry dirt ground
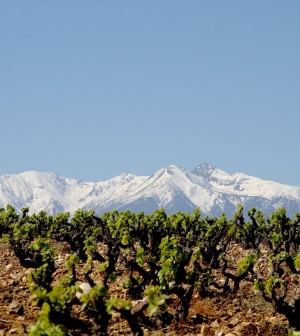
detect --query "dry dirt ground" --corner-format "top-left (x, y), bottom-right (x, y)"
top-left (0, 241), bottom-right (290, 336)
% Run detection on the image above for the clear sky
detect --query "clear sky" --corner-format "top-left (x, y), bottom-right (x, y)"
top-left (1, 1), bottom-right (299, 185)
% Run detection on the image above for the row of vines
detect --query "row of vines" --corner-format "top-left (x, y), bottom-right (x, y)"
top-left (1, 205), bottom-right (300, 335)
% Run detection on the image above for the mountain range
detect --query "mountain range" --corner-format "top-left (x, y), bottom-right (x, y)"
top-left (0, 163), bottom-right (300, 218)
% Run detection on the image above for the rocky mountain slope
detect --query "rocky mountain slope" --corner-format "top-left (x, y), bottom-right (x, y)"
top-left (0, 163), bottom-right (299, 217)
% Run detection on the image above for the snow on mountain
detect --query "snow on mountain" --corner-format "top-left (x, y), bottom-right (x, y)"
top-left (192, 163), bottom-right (299, 198)
top-left (0, 164), bottom-right (300, 218)
top-left (0, 171), bottom-right (94, 214)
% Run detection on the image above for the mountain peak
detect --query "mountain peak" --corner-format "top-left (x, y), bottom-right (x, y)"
top-left (191, 163), bottom-right (218, 177)
top-left (152, 164), bottom-right (184, 177)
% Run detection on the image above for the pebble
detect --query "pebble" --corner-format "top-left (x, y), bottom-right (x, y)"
top-left (8, 300), bottom-right (24, 315)
top-left (9, 273), bottom-right (18, 279)
top-left (210, 319), bottom-right (220, 329)
top-left (131, 298), bottom-right (148, 315)
top-left (227, 317), bottom-right (240, 328)
top-left (200, 324), bottom-right (207, 335)
top-left (75, 282), bottom-right (92, 299)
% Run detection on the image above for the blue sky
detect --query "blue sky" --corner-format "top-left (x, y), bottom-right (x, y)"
top-left (1, 1), bottom-right (299, 185)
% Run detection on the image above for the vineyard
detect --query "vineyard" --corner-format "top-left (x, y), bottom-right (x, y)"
top-left (1, 205), bottom-right (300, 335)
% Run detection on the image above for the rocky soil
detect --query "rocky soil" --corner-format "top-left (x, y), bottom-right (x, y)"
top-left (0, 240), bottom-right (291, 336)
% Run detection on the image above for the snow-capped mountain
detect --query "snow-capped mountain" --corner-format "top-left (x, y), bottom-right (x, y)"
top-left (0, 163), bottom-right (300, 218)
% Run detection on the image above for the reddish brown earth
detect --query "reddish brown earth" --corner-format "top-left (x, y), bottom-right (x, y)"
top-left (0, 241), bottom-right (290, 336)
